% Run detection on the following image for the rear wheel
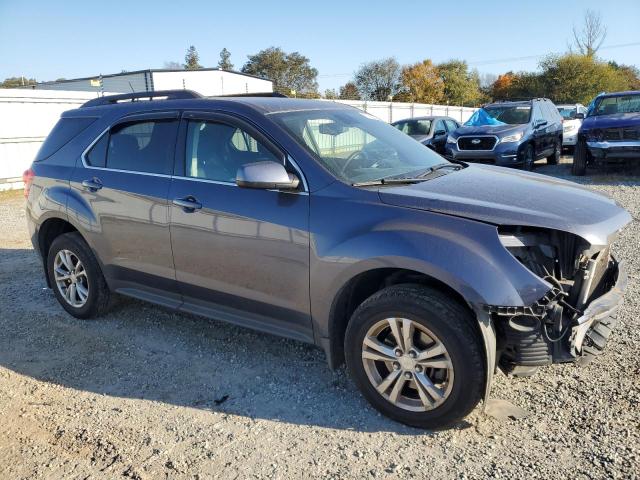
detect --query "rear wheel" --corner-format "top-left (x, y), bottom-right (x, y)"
top-left (547, 139), bottom-right (560, 165)
top-left (344, 284), bottom-right (485, 429)
top-left (572, 139), bottom-right (587, 176)
top-left (523, 144), bottom-right (535, 171)
top-left (47, 232), bottom-right (111, 319)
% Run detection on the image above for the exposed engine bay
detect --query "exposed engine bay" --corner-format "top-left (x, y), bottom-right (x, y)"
top-left (488, 227), bottom-right (623, 376)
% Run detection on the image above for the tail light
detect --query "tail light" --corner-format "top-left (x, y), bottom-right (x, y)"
top-left (22, 167), bottom-right (34, 199)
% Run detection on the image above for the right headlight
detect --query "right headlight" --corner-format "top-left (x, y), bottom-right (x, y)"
top-left (446, 135), bottom-right (457, 144)
top-left (500, 131), bottom-right (524, 143)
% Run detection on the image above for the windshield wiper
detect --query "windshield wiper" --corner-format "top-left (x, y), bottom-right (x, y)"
top-left (423, 163), bottom-right (463, 174)
top-left (352, 177), bottom-right (428, 187)
top-left (352, 163), bottom-right (464, 187)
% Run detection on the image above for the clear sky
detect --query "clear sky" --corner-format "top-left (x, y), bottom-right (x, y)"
top-left (1, 0), bottom-right (639, 91)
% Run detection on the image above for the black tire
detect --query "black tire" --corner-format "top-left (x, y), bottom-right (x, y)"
top-left (344, 284), bottom-right (485, 429)
top-left (547, 138), bottom-right (560, 165)
top-left (572, 139), bottom-right (587, 176)
top-left (47, 232), bottom-right (111, 319)
top-left (522, 144), bottom-right (535, 171)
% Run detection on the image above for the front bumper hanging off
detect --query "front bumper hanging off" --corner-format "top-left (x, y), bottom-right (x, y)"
top-left (571, 259), bottom-right (627, 365)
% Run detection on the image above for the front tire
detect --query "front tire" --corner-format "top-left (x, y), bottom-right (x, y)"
top-left (522, 144), bottom-right (535, 171)
top-left (344, 284), bottom-right (485, 429)
top-left (47, 232), bottom-right (111, 319)
top-left (572, 139), bottom-right (587, 176)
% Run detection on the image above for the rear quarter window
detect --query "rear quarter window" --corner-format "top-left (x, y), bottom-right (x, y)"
top-left (35, 117), bottom-right (97, 162)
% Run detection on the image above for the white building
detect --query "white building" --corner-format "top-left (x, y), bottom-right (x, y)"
top-left (32, 68), bottom-right (273, 97)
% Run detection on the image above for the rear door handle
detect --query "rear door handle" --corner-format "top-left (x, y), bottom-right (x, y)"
top-left (172, 196), bottom-right (202, 212)
top-left (81, 178), bottom-right (103, 191)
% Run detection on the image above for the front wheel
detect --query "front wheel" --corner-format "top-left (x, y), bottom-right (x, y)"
top-left (522, 144), bottom-right (535, 171)
top-left (572, 139), bottom-right (587, 176)
top-left (344, 284), bottom-right (485, 429)
top-left (47, 232), bottom-right (111, 319)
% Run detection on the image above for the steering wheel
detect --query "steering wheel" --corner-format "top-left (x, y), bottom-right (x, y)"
top-left (340, 150), bottom-right (369, 175)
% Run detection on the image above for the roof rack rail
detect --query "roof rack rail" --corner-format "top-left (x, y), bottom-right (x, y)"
top-left (81, 89), bottom-right (202, 108)
top-left (210, 92), bottom-right (288, 98)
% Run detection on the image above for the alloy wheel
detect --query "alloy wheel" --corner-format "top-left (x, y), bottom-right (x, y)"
top-left (53, 249), bottom-right (89, 308)
top-left (361, 317), bottom-right (454, 412)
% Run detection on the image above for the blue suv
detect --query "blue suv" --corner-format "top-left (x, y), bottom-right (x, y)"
top-left (445, 99), bottom-right (563, 170)
top-left (572, 91), bottom-right (640, 175)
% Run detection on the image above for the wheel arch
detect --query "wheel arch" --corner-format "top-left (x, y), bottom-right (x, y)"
top-left (37, 216), bottom-right (95, 288)
top-left (325, 266), bottom-right (481, 370)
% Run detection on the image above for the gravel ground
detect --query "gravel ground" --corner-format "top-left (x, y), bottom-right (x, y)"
top-left (0, 158), bottom-right (639, 479)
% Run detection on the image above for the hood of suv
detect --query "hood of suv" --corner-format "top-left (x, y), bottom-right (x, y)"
top-left (378, 164), bottom-right (631, 246)
top-left (582, 112), bottom-right (640, 130)
top-left (453, 124), bottom-right (525, 137)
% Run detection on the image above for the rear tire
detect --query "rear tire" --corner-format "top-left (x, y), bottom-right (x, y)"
top-left (47, 232), bottom-right (111, 319)
top-left (344, 284), bottom-right (485, 429)
top-left (572, 139), bottom-right (587, 176)
top-left (547, 139), bottom-right (560, 165)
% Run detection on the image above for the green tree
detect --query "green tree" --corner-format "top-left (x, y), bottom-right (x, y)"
top-left (437, 60), bottom-right (482, 105)
top-left (539, 54), bottom-right (629, 104)
top-left (0, 76), bottom-right (37, 88)
top-left (400, 59), bottom-right (444, 103)
top-left (218, 48), bottom-right (233, 70)
top-left (184, 46), bottom-right (202, 70)
top-left (338, 82), bottom-right (360, 100)
top-left (354, 58), bottom-right (402, 101)
top-left (242, 47), bottom-right (318, 95)
top-left (609, 62), bottom-right (640, 91)
top-left (324, 88), bottom-right (337, 99)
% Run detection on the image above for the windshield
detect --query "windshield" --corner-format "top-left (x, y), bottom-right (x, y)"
top-left (393, 119), bottom-right (432, 136)
top-left (481, 105), bottom-right (531, 125)
top-left (592, 95), bottom-right (640, 116)
top-left (272, 109), bottom-right (447, 184)
top-left (557, 106), bottom-right (577, 119)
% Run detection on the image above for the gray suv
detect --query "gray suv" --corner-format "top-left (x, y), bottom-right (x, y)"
top-left (25, 91), bottom-right (630, 429)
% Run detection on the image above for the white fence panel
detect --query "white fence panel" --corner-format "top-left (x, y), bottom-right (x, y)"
top-left (0, 89), bottom-right (102, 189)
top-left (331, 100), bottom-right (476, 123)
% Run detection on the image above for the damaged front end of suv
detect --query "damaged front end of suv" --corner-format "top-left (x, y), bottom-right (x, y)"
top-left (491, 227), bottom-right (627, 376)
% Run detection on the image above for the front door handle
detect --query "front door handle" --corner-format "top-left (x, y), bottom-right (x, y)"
top-left (81, 178), bottom-right (103, 191)
top-left (172, 196), bottom-right (202, 212)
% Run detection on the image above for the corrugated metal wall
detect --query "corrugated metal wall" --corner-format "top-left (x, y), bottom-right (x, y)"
top-left (34, 72), bottom-right (150, 94)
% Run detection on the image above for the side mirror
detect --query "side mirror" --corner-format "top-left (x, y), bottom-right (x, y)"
top-left (434, 129), bottom-right (446, 137)
top-left (534, 119), bottom-right (548, 129)
top-left (236, 161), bottom-right (300, 190)
top-left (575, 112), bottom-right (585, 119)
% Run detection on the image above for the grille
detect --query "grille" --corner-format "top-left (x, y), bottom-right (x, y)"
top-left (458, 136), bottom-right (497, 150)
top-left (602, 127), bottom-right (640, 141)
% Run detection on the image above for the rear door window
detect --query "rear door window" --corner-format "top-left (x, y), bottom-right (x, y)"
top-left (107, 120), bottom-right (178, 174)
top-left (35, 117), bottom-right (97, 162)
top-left (84, 119), bottom-right (179, 174)
top-left (85, 133), bottom-right (108, 167)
